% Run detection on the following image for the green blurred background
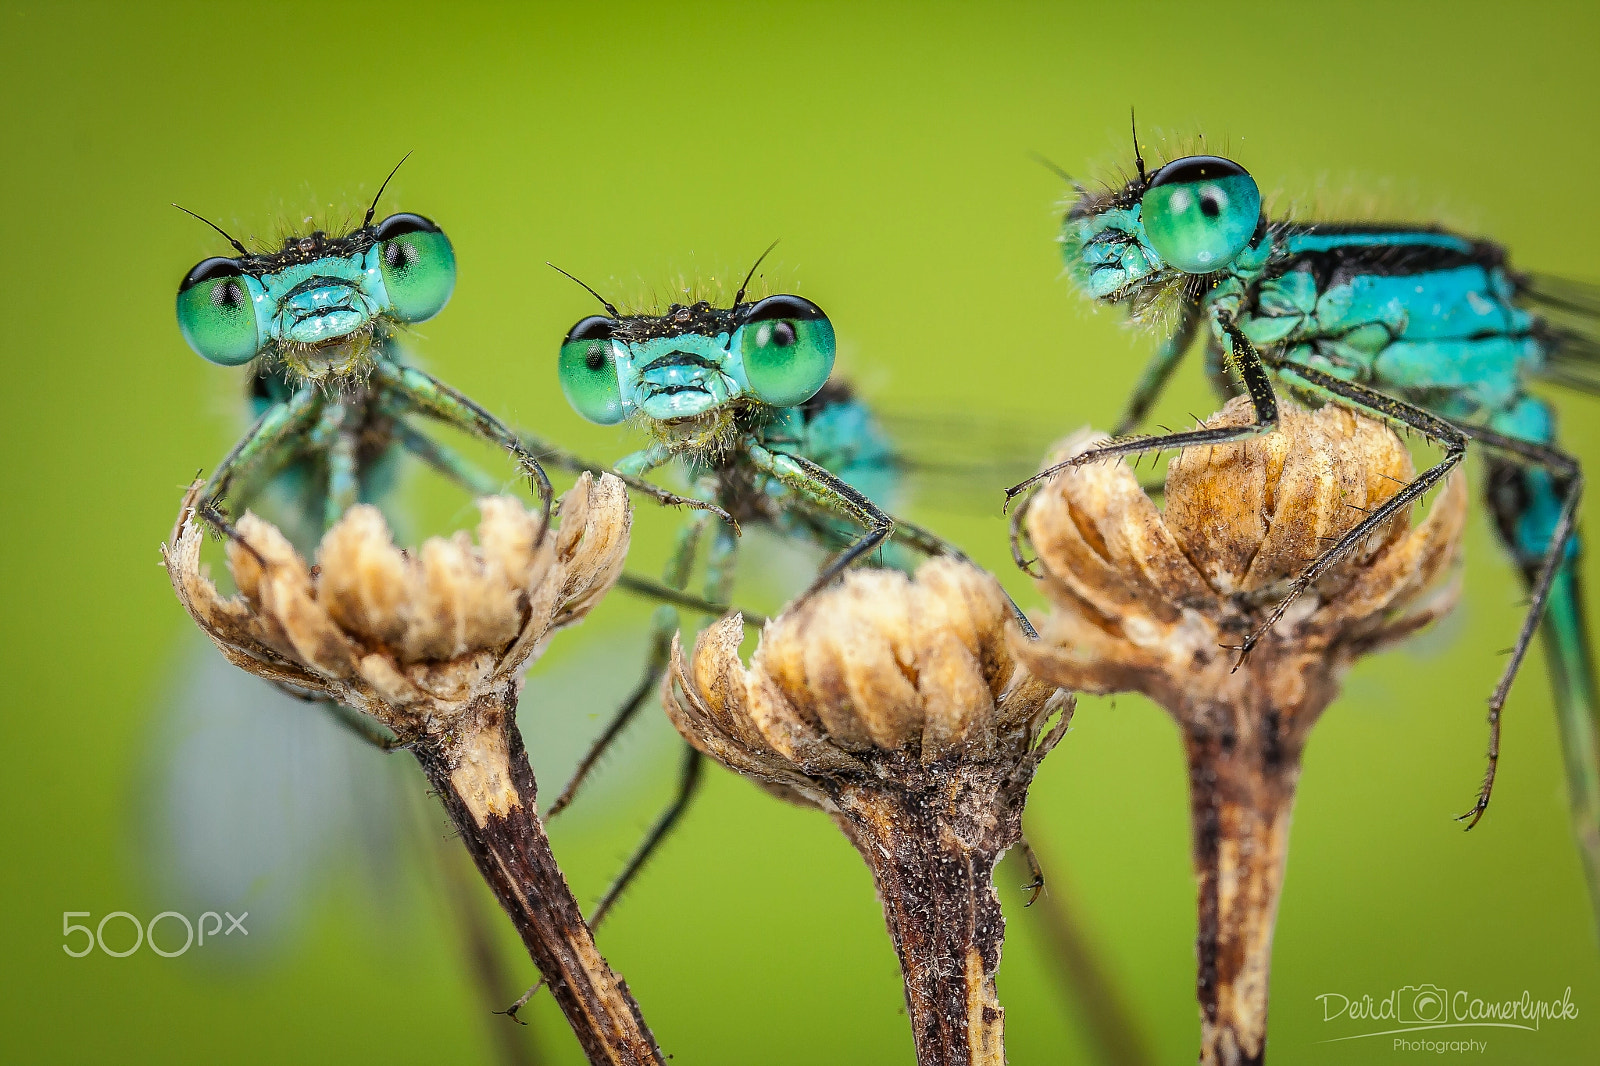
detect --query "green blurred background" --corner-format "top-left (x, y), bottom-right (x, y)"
top-left (5, 1), bottom-right (1600, 1062)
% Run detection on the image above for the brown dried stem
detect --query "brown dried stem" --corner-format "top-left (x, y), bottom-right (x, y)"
top-left (163, 474), bottom-right (663, 1066)
top-left (662, 559), bottom-right (1070, 1065)
top-left (413, 689), bottom-right (661, 1066)
top-left (1014, 398), bottom-right (1467, 1065)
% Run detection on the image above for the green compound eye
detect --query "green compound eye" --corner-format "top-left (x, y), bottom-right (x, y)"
top-left (1141, 156), bottom-right (1261, 274)
top-left (374, 213), bottom-right (456, 322)
top-left (559, 315), bottom-right (626, 425)
top-left (739, 294), bottom-right (835, 407)
top-left (177, 257), bottom-right (260, 366)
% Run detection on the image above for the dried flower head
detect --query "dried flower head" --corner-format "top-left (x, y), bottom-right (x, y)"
top-left (163, 472), bottom-right (630, 812)
top-left (163, 473), bottom-right (667, 1065)
top-left (664, 557), bottom-right (1069, 1066)
top-left (1012, 396), bottom-right (1467, 1066)
top-left (1015, 395), bottom-right (1466, 720)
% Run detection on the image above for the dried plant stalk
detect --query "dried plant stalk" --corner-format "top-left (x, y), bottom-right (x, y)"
top-left (1013, 398), bottom-right (1467, 1066)
top-left (662, 558), bottom-right (1071, 1066)
top-left (163, 473), bottom-right (663, 1066)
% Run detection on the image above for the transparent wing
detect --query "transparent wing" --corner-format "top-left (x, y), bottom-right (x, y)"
top-left (876, 407), bottom-right (1076, 516)
top-left (140, 636), bottom-right (417, 958)
top-left (1523, 273), bottom-right (1600, 395)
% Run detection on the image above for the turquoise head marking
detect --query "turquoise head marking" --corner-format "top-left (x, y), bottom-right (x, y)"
top-left (559, 293), bottom-right (836, 426)
top-left (175, 206), bottom-right (456, 381)
top-left (1061, 154), bottom-right (1262, 300)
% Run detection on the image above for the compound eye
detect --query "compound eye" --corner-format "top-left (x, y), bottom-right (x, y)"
top-left (738, 294), bottom-right (835, 407)
top-left (176, 257), bottom-right (259, 366)
top-left (559, 316), bottom-right (625, 425)
top-left (1141, 155), bottom-right (1261, 273)
top-left (375, 213), bottom-right (455, 322)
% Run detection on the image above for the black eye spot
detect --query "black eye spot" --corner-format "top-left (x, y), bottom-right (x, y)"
top-left (584, 345), bottom-right (606, 372)
top-left (211, 279), bottom-right (247, 310)
top-left (1200, 193), bottom-right (1221, 218)
top-left (770, 322), bottom-right (797, 347)
top-left (384, 240), bottom-right (418, 270)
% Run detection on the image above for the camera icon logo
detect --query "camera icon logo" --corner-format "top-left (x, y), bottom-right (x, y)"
top-left (1399, 984), bottom-right (1449, 1024)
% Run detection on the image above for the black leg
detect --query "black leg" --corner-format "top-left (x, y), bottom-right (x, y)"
top-left (587, 743), bottom-right (706, 931)
top-left (374, 362), bottom-right (555, 540)
top-left (543, 619), bottom-right (676, 820)
top-left (1447, 426), bottom-right (1584, 828)
top-left (893, 513), bottom-right (1038, 640)
top-left (500, 745), bottom-right (707, 1024)
top-left (1004, 314), bottom-right (1279, 507)
top-left (1230, 363), bottom-right (1468, 667)
top-left (1273, 366), bottom-right (1591, 828)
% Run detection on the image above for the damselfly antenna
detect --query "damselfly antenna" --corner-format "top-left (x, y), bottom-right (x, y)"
top-left (172, 203), bottom-right (249, 256)
top-left (363, 152), bottom-right (413, 228)
top-left (1030, 152), bottom-right (1075, 184)
top-left (734, 240), bottom-right (780, 307)
top-left (1131, 107), bottom-right (1147, 185)
top-left (548, 262), bottom-right (621, 318)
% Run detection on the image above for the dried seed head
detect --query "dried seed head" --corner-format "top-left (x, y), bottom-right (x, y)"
top-left (1014, 396), bottom-right (1467, 724)
top-left (1012, 397), bottom-right (1468, 1066)
top-left (664, 556), bottom-right (1067, 804)
top-left (664, 557), bottom-right (1071, 1066)
top-left (164, 472), bottom-right (631, 746)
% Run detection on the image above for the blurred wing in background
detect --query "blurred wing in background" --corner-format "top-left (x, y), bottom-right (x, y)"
top-left (140, 636), bottom-right (416, 958)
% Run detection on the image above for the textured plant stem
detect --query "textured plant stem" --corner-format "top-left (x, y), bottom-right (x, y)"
top-left (1172, 662), bottom-right (1325, 1066)
top-left (829, 767), bottom-right (1020, 1066)
top-left (411, 683), bottom-right (664, 1066)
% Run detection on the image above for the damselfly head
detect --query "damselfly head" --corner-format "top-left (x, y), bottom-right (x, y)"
top-left (1059, 152), bottom-right (1263, 302)
top-left (173, 169), bottom-right (454, 382)
top-left (556, 270), bottom-right (836, 428)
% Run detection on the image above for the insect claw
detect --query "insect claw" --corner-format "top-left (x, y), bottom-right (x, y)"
top-left (1455, 801), bottom-right (1488, 830)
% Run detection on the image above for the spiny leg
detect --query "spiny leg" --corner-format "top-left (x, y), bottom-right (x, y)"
top-left (608, 439), bottom-right (739, 529)
top-left (373, 362), bottom-right (554, 538)
top-left (892, 512), bottom-right (1039, 640)
top-left (196, 383), bottom-right (325, 548)
top-left (544, 512), bottom-right (714, 820)
top-left (589, 742), bottom-right (705, 930)
top-left (394, 420), bottom-right (742, 618)
top-left (324, 423), bottom-right (361, 530)
top-left (505, 521), bottom-right (736, 1011)
top-left (747, 444), bottom-right (893, 602)
top-left (1449, 424), bottom-right (1583, 828)
top-left (1004, 314), bottom-right (1279, 506)
top-left (1266, 365), bottom-right (1584, 827)
top-left (393, 417), bottom-right (503, 497)
top-left (614, 573), bottom-right (761, 624)
top-left (1231, 363), bottom-right (1468, 668)
top-left (1008, 484), bottom-right (1045, 577)
top-left (501, 746), bottom-right (708, 1023)
top-left (1015, 834), bottom-right (1045, 907)
top-left (576, 525), bottom-right (740, 932)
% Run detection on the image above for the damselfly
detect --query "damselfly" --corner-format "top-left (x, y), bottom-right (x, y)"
top-left (1009, 129), bottom-right (1600, 883)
